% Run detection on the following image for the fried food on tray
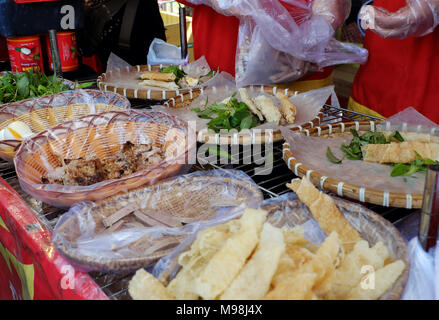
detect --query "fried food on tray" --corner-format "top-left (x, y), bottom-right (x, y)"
top-left (41, 141), bottom-right (165, 186)
top-left (287, 177), bottom-right (362, 252)
top-left (276, 92), bottom-right (297, 124)
top-left (138, 79), bottom-right (180, 90)
top-left (140, 71), bottom-right (176, 82)
top-left (253, 95), bottom-right (282, 125)
top-left (128, 199), bottom-right (405, 300)
top-left (129, 268), bottom-right (175, 300)
top-left (238, 88), bottom-right (264, 122)
top-left (362, 141), bottom-right (439, 164)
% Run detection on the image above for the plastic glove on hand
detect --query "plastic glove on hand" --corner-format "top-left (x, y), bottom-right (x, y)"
top-left (311, 0), bottom-right (351, 31)
top-left (360, 0), bottom-right (439, 39)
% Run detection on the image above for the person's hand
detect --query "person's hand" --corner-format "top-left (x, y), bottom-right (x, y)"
top-left (312, 0), bottom-right (351, 31)
top-left (360, 0), bottom-right (439, 39)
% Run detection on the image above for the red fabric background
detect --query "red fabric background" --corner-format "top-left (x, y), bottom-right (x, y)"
top-left (351, 0), bottom-right (439, 124)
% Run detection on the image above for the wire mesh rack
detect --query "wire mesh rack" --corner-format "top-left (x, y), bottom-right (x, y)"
top-left (0, 91), bottom-right (420, 300)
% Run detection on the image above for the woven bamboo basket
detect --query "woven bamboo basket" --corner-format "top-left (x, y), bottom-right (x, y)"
top-left (96, 64), bottom-right (214, 101)
top-left (53, 174), bottom-right (264, 272)
top-left (14, 110), bottom-right (195, 208)
top-left (282, 120), bottom-right (426, 209)
top-left (0, 89), bottom-right (131, 162)
top-left (261, 194), bottom-right (409, 300)
top-left (163, 85), bottom-right (325, 145)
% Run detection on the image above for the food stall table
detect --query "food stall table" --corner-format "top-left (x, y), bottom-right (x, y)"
top-left (0, 89), bottom-right (420, 299)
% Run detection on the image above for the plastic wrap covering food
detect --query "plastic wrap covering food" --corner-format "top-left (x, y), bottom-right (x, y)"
top-left (14, 110), bottom-right (195, 208)
top-left (148, 193), bottom-right (408, 300)
top-left (402, 238), bottom-right (439, 300)
top-left (0, 89), bottom-right (131, 162)
top-left (281, 108), bottom-right (439, 207)
top-left (51, 169), bottom-right (264, 272)
top-left (154, 72), bottom-right (338, 138)
top-left (183, 0), bottom-right (368, 87)
top-left (360, 0), bottom-right (439, 39)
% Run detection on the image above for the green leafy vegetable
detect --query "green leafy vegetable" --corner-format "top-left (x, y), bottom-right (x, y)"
top-left (160, 65), bottom-right (187, 84)
top-left (333, 129), bottom-right (404, 163)
top-left (193, 95), bottom-right (260, 133)
top-left (207, 146), bottom-right (235, 161)
top-left (326, 147), bottom-right (344, 164)
top-left (0, 70), bottom-right (93, 105)
top-left (391, 151), bottom-right (439, 177)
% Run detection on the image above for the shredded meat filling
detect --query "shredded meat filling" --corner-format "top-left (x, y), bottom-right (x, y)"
top-left (42, 141), bottom-right (165, 186)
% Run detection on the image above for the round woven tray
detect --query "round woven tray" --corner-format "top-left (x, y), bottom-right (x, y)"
top-left (0, 89), bottom-right (131, 162)
top-left (163, 85), bottom-right (325, 145)
top-left (96, 64), bottom-right (214, 101)
top-left (14, 110), bottom-right (194, 208)
top-left (53, 175), bottom-right (264, 272)
top-left (261, 195), bottom-right (409, 300)
top-left (282, 120), bottom-right (425, 209)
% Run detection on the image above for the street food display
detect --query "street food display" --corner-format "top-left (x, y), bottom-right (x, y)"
top-left (127, 180), bottom-right (408, 300)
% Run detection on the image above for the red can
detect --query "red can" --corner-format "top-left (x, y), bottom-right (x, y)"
top-left (45, 31), bottom-right (79, 72)
top-left (6, 35), bottom-right (44, 73)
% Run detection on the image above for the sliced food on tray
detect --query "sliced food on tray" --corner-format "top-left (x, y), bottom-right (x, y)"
top-left (326, 128), bottom-right (439, 177)
top-left (138, 65), bottom-right (215, 90)
top-left (128, 178), bottom-right (406, 300)
top-left (192, 87), bottom-right (297, 133)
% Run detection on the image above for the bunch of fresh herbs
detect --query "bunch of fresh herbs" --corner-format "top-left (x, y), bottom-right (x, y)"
top-left (192, 94), bottom-right (260, 133)
top-left (0, 70), bottom-right (93, 105)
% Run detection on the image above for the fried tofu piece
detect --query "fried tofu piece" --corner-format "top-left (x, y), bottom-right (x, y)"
top-left (253, 95), bottom-right (282, 125)
top-left (238, 88), bottom-right (264, 121)
top-left (345, 260), bottom-right (406, 300)
top-left (265, 232), bottom-right (341, 300)
top-left (362, 141), bottom-right (439, 163)
top-left (167, 219), bottom-right (241, 300)
top-left (220, 223), bottom-right (285, 300)
top-left (128, 269), bottom-right (175, 300)
top-left (193, 209), bottom-right (267, 299)
top-left (325, 240), bottom-right (388, 299)
top-left (287, 177), bottom-right (362, 252)
top-left (276, 92), bottom-right (296, 124)
top-left (138, 79), bottom-right (179, 90)
top-left (140, 71), bottom-right (176, 82)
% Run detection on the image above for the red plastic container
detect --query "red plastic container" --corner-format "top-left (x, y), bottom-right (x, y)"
top-left (6, 35), bottom-right (44, 72)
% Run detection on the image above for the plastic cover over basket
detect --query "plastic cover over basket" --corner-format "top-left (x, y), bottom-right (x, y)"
top-left (0, 89), bottom-right (131, 162)
top-left (151, 193), bottom-right (409, 300)
top-left (52, 169), bottom-right (264, 272)
top-left (14, 109), bottom-right (195, 208)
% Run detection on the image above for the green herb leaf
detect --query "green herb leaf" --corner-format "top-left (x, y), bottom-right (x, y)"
top-left (326, 147), bottom-right (344, 164)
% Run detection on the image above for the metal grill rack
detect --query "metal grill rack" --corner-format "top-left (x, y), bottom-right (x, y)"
top-left (0, 97), bottom-right (420, 300)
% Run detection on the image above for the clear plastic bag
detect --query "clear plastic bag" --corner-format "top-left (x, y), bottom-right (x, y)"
top-left (402, 238), bottom-right (437, 300)
top-left (183, 0), bottom-right (368, 87)
top-left (147, 38), bottom-right (189, 66)
top-left (52, 169), bottom-right (264, 272)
